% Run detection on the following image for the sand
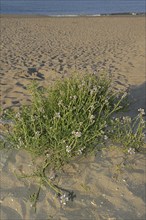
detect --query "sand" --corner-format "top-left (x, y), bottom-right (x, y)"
top-left (0, 15), bottom-right (146, 220)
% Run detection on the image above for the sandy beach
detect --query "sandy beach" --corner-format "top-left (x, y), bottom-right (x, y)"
top-left (1, 15), bottom-right (145, 111)
top-left (0, 15), bottom-right (146, 220)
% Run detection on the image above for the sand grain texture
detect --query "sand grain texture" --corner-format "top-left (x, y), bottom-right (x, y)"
top-left (1, 16), bottom-right (145, 111)
top-left (0, 15), bottom-right (146, 220)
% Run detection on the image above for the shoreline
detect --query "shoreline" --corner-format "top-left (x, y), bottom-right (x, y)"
top-left (0, 12), bottom-right (146, 18)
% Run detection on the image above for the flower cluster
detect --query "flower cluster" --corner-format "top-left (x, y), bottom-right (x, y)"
top-left (122, 116), bottom-right (132, 123)
top-left (38, 107), bottom-right (45, 113)
top-left (128, 147), bottom-right (135, 155)
top-left (16, 137), bottom-right (24, 149)
top-left (54, 112), bottom-right (61, 119)
top-left (58, 100), bottom-right (63, 107)
top-left (59, 193), bottom-right (69, 205)
top-left (15, 112), bottom-right (20, 119)
top-left (35, 131), bottom-right (40, 137)
top-left (89, 114), bottom-right (95, 122)
top-left (78, 81), bottom-right (85, 88)
top-left (90, 86), bottom-right (97, 95)
top-left (70, 95), bottom-right (77, 100)
top-left (66, 145), bottom-right (72, 153)
top-left (90, 105), bottom-right (94, 111)
top-left (104, 135), bottom-right (108, 140)
top-left (138, 108), bottom-right (145, 116)
top-left (72, 131), bottom-right (82, 138)
top-left (77, 146), bottom-right (86, 155)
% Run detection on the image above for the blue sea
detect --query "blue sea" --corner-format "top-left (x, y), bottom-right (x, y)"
top-left (0, 0), bottom-right (145, 16)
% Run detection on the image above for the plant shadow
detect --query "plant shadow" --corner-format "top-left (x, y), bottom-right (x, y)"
top-left (127, 81), bottom-right (146, 117)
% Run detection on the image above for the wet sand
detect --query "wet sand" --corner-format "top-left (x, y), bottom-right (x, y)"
top-left (0, 15), bottom-right (146, 220)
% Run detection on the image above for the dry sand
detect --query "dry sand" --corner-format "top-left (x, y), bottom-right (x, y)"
top-left (0, 15), bottom-right (146, 220)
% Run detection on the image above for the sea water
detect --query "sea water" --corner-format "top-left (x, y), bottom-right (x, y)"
top-left (1, 0), bottom-right (145, 16)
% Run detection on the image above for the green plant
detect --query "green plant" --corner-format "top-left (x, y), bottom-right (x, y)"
top-left (2, 73), bottom-right (128, 164)
top-left (1, 73), bottom-right (145, 207)
top-left (108, 109), bottom-right (145, 151)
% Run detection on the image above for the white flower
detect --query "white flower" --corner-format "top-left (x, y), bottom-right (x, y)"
top-left (77, 146), bottom-right (86, 155)
top-left (72, 131), bottom-right (75, 135)
top-left (141, 133), bottom-right (145, 140)
top-left (66, 145), bottom-right (72, 153)
top-left (90, 86), bottom-right (97, 95)
top-left (15, 112), bottom-right (20, 118)
top-left (78, 81), bottom-right (85, 88)
top-left (89, 114), bottom-right (95, 121)
top-left (122, 116), bottom-right (131, 123)
top-left (43, 115), bottom-right (48, 119)
top-left (138, 108), bottom-right (145, 115)
top-left (79, 122), bottom-right (83, 126)
top-left (77, 149), bottom-right (83, 155)
top-left (141, 118), bottom-right (145, 125)
top-left (38, 107), bottom-right (45, 113)
top-left (100, 130), bottom-right (104, 134)
top-left (90, 105), bottom-right (94, 111)
top-left (18, 137), bottom-right (24, 147)
top-left (58, 100), bottom-right (63, 106)
top-left (54, 112), bottom-right (61, 118)
top-left (104, 135), bottom-right (108, 140)
top-left (128, 148), bottom-right (135, 155)
top-left (90, 90), bottom-right (94, 95)
top-left (73, 95), bottom-right (77, 100)
top-left (93, 86), bottom-right (97, 91)
top-left (59, 194), bottom-right (69, 205)
top-left (104, 99), bottom-right (109, 105)
top-left (35, 131), bottom-right (40, 137)
top-left (74, 131), bottom-right (82, 138)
